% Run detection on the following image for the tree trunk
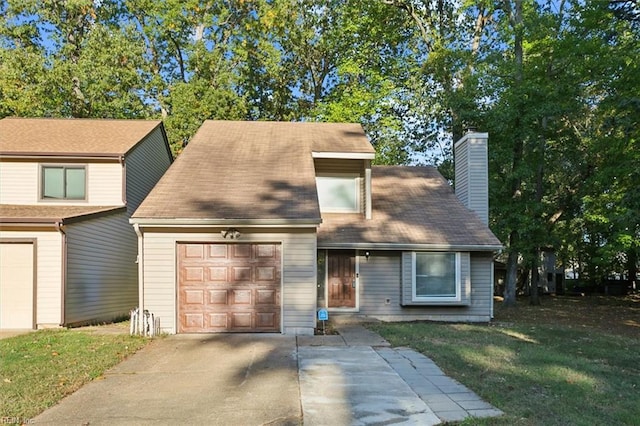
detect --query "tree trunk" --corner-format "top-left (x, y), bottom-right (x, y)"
top-left (504, 232), bottom-right (518, 306)
top-left (627, 247), bottom-right (638, 291)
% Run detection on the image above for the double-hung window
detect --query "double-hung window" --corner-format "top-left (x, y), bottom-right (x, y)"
top-left (412, 252), bottom-right (461, 302)
top-left (41, 165), bottom-right (86, 200)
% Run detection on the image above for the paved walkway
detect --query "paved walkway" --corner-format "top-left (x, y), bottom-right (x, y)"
top-left (299, 325), bottom-right (502, 424)
top-left (27, 324), bottom-right (502, 425)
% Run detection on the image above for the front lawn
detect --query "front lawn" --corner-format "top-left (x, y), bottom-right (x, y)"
top-left (0, 327), bottom-right (150, 421)
top-left (369, 295), bottom-right (640, 425)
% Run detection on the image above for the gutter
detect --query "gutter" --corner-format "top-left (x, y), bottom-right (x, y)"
top-left (119, 155), bottom-right (127, 207)
top-left (317, 242), bottom-right (504, 252)
top-left (55, 221), bottom-right (67, 327)
top-left (129, 218), bottom-right (322, 227)
top-left (133, 224), bottom-right (144, 324)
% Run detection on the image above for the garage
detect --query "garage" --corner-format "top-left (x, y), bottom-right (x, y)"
top-left (177, 243), bottom-right (281, 333)
top-left (0, 241), bottom-right (35, 329)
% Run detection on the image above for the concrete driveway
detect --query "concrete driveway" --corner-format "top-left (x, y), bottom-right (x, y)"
top-left (33, 327), bottom-right (501, 425)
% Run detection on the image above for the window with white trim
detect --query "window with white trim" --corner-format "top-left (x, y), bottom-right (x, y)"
top-left (41, 165), bottom-right (86, 200)
top-left (316, 175), bottom-right (359, 212)
top-left (412, 252), bottom-right (461, 302)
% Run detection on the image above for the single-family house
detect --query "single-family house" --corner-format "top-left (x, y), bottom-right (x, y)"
top-left (131, 121), bottom-right (501, 335)
top-left (0, 118), bottom-right (173, 330)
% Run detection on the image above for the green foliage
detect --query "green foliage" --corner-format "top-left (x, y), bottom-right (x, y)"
top-left (0, 0), bottom-right (637, 282)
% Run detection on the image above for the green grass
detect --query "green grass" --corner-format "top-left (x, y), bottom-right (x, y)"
top-left (369, 321), bottom-right (640, 425)
top-left (0, 328), bottom-right (149, 420)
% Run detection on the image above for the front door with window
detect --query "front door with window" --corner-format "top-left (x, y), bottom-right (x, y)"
top-left (327, 251), bottom-right (356, 308)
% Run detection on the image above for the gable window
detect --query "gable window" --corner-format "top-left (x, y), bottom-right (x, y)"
top-left (41, 166), bottom-right (86, 200)
top-left (316, 175), bottom-right (359, 212)
top-left (412, 252), bottom-right (461, 302)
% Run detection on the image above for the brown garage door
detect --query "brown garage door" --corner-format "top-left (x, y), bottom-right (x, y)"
top-left (178, 243), bottom-right (281, 333)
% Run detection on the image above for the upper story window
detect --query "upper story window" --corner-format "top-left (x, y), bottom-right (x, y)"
top-left (412, 252), bottom-right (461, 302)
top-left (41, 165), bottom-right (86, 200)
top-left (316, 175), bottom-right (359, 213)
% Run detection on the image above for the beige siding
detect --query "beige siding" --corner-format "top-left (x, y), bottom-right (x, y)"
top-left (141, 228), bottom-right (317, 334)
top-left (0, 162), bottom-right (39, 204)
top-left (0, 160), bottom-right (123, 205)
top-left (64, 211), bottom-right (137, 325)
top-left (355, 251), bottom-right (492, 322)
top-left (0, 230), bottom-right (63, 327)
top-left (86, 163), bottom-right (123, 205)
top-left (124, 127), bottom-right (172, 214)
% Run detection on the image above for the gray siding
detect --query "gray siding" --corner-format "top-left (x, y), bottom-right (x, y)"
top-left (124, 127), bottom-right (172, 214)
top-left (64, 211), bottom-right (138, 325)
top-left (357, 251), bottom-right (492, 322)
top-left (454, 133), bottom-right (489, 224)
top-left (141, 228), bottom-right (317, 334)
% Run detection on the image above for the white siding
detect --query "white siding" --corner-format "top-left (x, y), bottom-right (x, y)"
top-left (64, 211), bottom-right (137, 324)
top-left (0, 230), bottom-right (63, 327)
top-left (141, 228), bottom-right (317, 334)
top-left (0, 160), bottom-right (123, 205)
top-left (354, 251), bottom-right (492, 322)
top-left (124, 127), bottom-right (172, 214)
top-left (0, 162), bottom-right (39, 204)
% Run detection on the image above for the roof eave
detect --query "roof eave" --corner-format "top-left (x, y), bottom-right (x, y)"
top-left (129, 217), bottom-right (322, 228)
top-left (312, 151), bottom-right (375, 160)
top-left (317, 242), bottom-right (503, 251)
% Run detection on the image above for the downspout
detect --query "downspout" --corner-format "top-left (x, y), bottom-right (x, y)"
top-left (55, 221), bottom-right (67, 327)
top-left (133, 224), bottom-right (144, 323)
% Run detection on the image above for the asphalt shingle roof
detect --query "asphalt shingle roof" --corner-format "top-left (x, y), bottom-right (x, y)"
top-left (0, 205), bottom-right (125, 224)
top-left (133, 121), bottom-right (373, 221)
top-left (318, 166), bottom-right (502, 248)
top-left (0, 117), bottom-right (163, 157)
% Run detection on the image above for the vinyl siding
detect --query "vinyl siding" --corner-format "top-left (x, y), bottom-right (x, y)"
top-left (0, 162), bottom-right (38, 204)
top-left (355, 251), bottom-right (492, 322)
top-left (0, 230), bottom-right (63, 327)
top-left (141, 228), bottom-right (317, 334)
top-left (64, 211), bottom-right (137, 324)
top-left (124, 127), bottom-right (172, 214)
top-left (454, 134), bottom-right (488, 225)
top-left (0, 160), bottom-right (123, 205)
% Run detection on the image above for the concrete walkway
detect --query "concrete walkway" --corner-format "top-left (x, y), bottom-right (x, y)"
top-left (30, 325), bottom-right (502, 425)
top-left (299, 325), bottom-right (502, 424)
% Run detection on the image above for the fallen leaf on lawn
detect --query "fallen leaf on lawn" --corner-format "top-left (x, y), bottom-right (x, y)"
top-left (51, 351), bottom-right (59, 356)
top-left (94, 375), bottom-right (106, 380)
top-left (3, 378), bottom-right (11, 383)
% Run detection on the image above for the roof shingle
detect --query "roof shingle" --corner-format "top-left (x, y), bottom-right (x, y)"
top-left (318, 166), bottom-right (502, 248)
top-left (0, 117), bottom-right (162, 157)
top-left (133, 121), bottom-right (372, 221)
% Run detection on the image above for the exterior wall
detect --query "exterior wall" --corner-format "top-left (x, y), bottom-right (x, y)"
top-left (141, 228), bottom-right (317, 334)
top-left (454, 132), bottom-right (489, 225)
top-left (64, 211), bottom-right (137, 325)
top-left (356, 251), bottom-right (493, 322)
top-left (0, 229), bottom-right (63, 327)
top-left (0, 160), bottom-right (123, 205)
top-left (124, 127), bottom-right (172, 215)
top-left (400, 252), bottom-right (471, 306)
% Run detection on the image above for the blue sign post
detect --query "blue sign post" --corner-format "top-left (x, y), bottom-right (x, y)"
top-left (317, 308), bottom-right (329, 334)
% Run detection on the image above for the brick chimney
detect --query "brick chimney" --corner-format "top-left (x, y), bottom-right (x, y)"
top-left (454, 131), bottom-right (489, 225)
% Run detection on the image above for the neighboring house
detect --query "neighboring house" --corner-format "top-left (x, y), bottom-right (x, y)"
top-left (0, 118), bottom-right (172, 330)
top-left (131, 121), bottom-right (502, 335)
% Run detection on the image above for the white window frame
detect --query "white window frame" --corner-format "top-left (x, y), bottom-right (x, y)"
top-left (315, 173), bottom-right (360, 213)
top-left (411, 252), bottom-right (461, 302)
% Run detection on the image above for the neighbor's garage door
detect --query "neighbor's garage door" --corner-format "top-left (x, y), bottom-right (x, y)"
top-left (0, 242), bottom-right (35, 329)
top-left (178, 243), bottom-right (281, 333)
